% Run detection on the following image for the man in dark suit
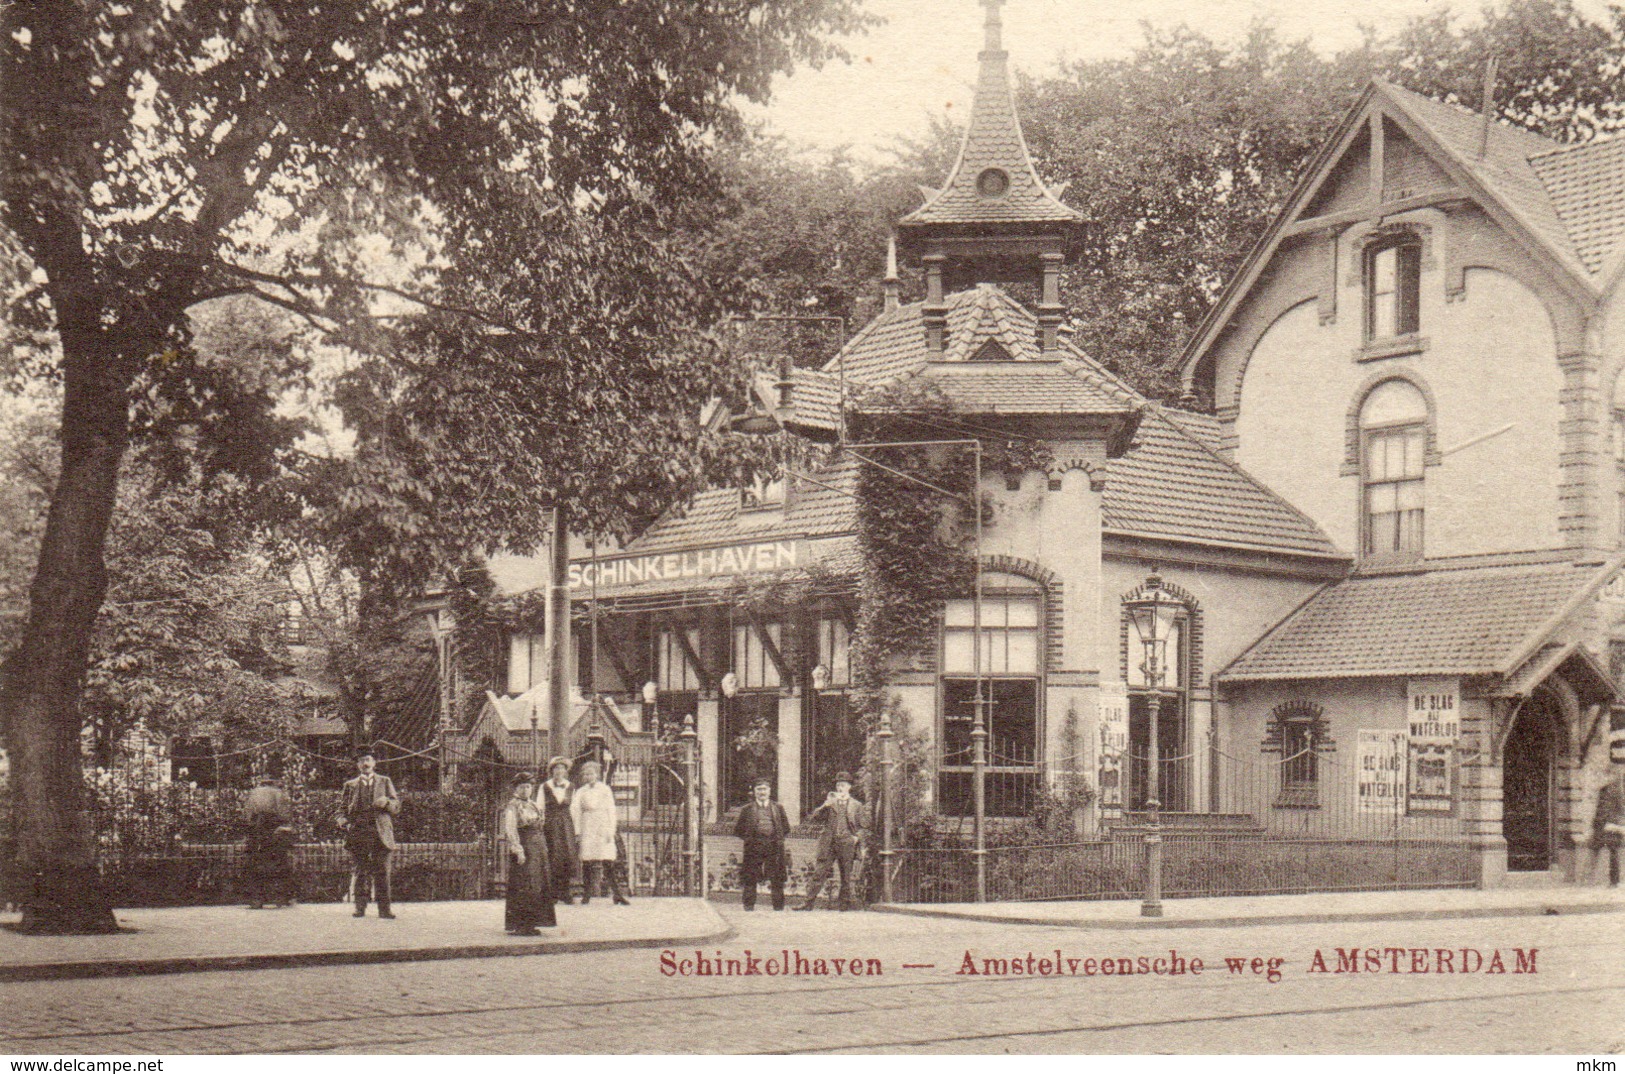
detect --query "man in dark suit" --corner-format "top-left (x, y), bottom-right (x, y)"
top-left (796, 772), bottom-right (869, 911)
top-left (733, 778), bottom-right (790, 911)
top-left (339, 748), bottom-right (401, 918)
top-left (1593, 767), bottom-right (1625, 888)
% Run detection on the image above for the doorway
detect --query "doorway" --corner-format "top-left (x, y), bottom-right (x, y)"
top-left (1502, 691), bottom-right (1559, 872)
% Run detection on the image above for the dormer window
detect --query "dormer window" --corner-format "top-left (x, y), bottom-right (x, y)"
top-left (970, 339), bottom-right (1012, 362)
top-left (1365, 236), bottom-right (1421, 342)
top-left (741, 474), bottom-right (784, 512)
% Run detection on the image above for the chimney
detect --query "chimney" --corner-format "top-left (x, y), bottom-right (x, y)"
top-left (882, 235), bottom-right (901, 311)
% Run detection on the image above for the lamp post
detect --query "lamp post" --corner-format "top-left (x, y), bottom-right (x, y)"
top-left (1125, 573), bottom-right (1178, 918)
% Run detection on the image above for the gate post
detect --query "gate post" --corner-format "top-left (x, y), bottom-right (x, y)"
top-left (680, 713), bottom-right (700, 897)
top-left (877, 704), bottom-right (895, 904)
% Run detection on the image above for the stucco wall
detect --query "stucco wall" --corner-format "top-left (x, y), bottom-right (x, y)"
top-left (1236, 266), bottom-right (1563, 558)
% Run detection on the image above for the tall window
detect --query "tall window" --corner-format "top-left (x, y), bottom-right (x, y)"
top-left (939, 581), bottom-right (1044, 817)
top-left (1365, 237), bottom-right (1421, 341)
top-left (1360, 380), bottom-right (1427, 561)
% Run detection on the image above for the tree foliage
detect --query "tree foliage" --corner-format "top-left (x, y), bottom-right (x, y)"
top-left (1, 0), bottom-right (867, 931)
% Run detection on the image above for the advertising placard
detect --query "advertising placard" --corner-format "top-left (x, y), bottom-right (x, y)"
top-left (1407, 677), bottom-right (1460, 741)
top-left (1356, 729), bottom-right (1407, 813)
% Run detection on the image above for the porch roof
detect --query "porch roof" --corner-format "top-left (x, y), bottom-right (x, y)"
top-left (1221, 556), bottom-right (1623, 682)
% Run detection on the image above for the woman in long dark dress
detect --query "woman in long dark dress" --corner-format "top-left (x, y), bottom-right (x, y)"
top-left (538, 757), bottom-right (577, 904)
top-left (502, 772), bottom-right (556, 935)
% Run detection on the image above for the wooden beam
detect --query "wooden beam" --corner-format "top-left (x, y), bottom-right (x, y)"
top-left (1283, 188), bottom-right (1466, 239)
top-left (666, 619), bottom-right (713, 691)
top-left (749, 615), bottom-right (792, 688)
top-left (595, 620), bottom-right (642, 695)
top-left (1369, 111), bottom-right (1385, 207)
top-left (1492, 696), bottom-right (1526, 765)
top-left (1578, 702), bottom-right (1609, 764)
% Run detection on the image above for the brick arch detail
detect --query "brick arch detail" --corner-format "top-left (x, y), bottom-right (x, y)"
top-left (1261, 699), bottom-right (1336, 755)
top-left (1341, 368), bottom-right (1442, 477)
top-left (1116, 578), bottom-right (1204, 688)
top-left (1045, 454), bottom-right (1107, 493)
top-left (981, 554), bottom-right (1065, 671)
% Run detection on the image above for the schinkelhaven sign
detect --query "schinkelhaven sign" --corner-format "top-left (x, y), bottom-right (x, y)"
top-left (569, 540), bottom-right (802, 590)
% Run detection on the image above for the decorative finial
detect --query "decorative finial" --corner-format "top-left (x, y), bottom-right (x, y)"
top-left (982, 0), bottom-right (1004, 53)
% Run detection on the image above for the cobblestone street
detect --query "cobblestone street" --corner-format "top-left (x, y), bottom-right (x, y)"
top-left (3, 906), bottom-right (1621, 1053)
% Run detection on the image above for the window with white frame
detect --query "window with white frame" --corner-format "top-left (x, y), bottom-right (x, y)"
top-left (942, 595), bottom-right (1040, 675)
top-left (815, 616), bottom-right (851, 687)
top-left (939, 583), bottom-right (1044, 817)
top-left (1365, 236), bottom-right (1421, 341)
top-left (1360, 380), bottom-right (1427, 561)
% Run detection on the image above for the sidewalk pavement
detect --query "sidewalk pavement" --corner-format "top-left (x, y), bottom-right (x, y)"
top-left (0, 898), bottom-right (731, 982)
top-left (876, 883), bottom-right (1625, 930)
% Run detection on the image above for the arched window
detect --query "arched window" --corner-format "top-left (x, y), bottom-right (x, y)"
top-left (1263, 701), bottom-right (1334, 809)
top-left (1365, 235), bottom-right (1421, 341)
top-left (1360, 380), bottom-right (1427, 561)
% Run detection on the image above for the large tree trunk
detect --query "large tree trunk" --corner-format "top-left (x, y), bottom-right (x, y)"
top-left (1, 322), bottom-right (134, 934)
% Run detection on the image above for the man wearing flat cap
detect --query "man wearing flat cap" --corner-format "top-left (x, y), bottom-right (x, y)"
top-left (796, 771), bottom-right (868, 911)
top-left (733, 777), bottom-right (790, 911)
top-left (339, 747), bottom-right (401, 918)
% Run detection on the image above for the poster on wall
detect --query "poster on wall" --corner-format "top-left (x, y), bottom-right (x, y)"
top-left (1407, 677), bottom-right (1461, 741)
top-left (1097, 681), bottom-right (1129, 811)
top-left (1356, 729), bottom-right (1407, 813)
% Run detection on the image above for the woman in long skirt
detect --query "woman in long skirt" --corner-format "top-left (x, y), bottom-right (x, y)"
top-left (502, 772), bottom-right (556, 934)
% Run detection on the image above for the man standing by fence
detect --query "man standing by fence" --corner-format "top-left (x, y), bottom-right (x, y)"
top-left (340, 748), bottom-right (400, 918)
top-left (796, 772), bottom-right (868, 912)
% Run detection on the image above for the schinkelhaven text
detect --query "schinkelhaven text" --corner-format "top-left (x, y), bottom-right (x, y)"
top-left (11, 1063), bottom-right (164, 1072)
top-left (1306, 947), bottom-right (1537, 974)
top-left (660, 949), bottom-right (882, 977)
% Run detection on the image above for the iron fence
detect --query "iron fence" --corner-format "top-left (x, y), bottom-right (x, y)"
top-left (888, 742), bottom-right (1477, 904)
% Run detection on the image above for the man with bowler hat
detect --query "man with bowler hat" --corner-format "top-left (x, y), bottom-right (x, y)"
top-left (733, 777), bottom-right (790, 910)
top-left (796, 771), bottom-right (868, 911)
top-left (339, 747), bottom-right (401, 918)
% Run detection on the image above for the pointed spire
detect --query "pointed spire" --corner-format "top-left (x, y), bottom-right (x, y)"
top-left (894, 0), bottom-right (1086, 356)
top-left (896, 0), bottom-right (1081, 237)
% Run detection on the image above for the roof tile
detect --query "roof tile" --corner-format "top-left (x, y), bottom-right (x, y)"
top-left (1222, 559), bottom-right (1608, 680)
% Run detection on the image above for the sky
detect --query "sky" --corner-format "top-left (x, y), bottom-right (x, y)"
top-left (747, 0), bottom-right (1621, 162)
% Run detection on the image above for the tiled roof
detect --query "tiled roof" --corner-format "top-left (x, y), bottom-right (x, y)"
top-left (615, 455), bottom-right (859, 556)
top-left (898, 40), bottom-right (1080, 230)
top-left (1381, 82), bottom-right (1623, 283)
top-left (825, 286), bottom-right (1140, 403)
top-left (1104, 408), bottom-right (1343, 558)
top-left (880, 360), bottom-right (1137, 416)
top-left (1222, 558), bottom-right (1612, 681)
top-left (1530, 137), bottom-right (1625, 275)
